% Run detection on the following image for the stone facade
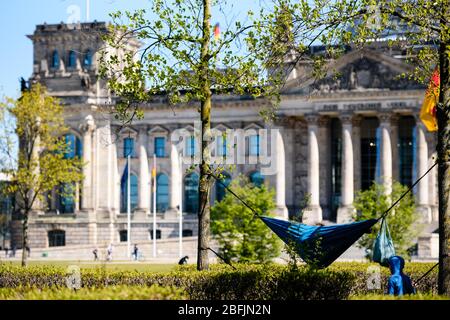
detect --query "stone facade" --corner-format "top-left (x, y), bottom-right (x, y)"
top-left (9, 22), bottom-right (439, 255)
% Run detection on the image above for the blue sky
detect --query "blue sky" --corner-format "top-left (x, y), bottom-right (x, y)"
top-left (0, 0), bottom-right (258, 99)
top-left (0, 0), bottom-right (151, 99)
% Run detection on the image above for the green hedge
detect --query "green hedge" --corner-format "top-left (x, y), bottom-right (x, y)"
top-left (0, 285), bottom-right (187, 300)
top-left (0, 262), bottom-right (439, 300)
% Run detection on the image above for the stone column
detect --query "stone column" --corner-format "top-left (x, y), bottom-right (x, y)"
top-left (169, 142), bottom-right (182, 215)
top-left (81, 115), bottom-right (95, 211)
top-left (274, 127), bottom-right (288, 219)
top-left (379, 113), bottom-right (393, 195)
top-left (415, 118), bottom-right (432, 222)
top-left (303, 115), bottom-right (322, 224)
top-left (337, 114), bottom-right (355, 223)
top-left (136, 128), bottom-right (150, 218)
top-left (80, 115), bottom-right (96, 244)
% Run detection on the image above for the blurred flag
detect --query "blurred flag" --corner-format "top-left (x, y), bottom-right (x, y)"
top-left (420, 68), bottom-right (440, 132)
top-left (152, 166), bottom-right (156, 178)
top-left (214, 23), bottom-right (220, 41)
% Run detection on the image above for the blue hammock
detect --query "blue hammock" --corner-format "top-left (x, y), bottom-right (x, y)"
top-left (260, 216), bottom-right (378, 269)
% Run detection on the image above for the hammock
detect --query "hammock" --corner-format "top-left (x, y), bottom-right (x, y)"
top-left (260, 216), bottom-right (378, 268)
top-left (210, 162), bottom-right (437, 269)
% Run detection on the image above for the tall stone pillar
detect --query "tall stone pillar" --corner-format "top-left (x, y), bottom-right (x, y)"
top-left (415, 118), bottom-right (432, 222)
top-left (80, 115), bottom-right (96, 244)
top-left (379, 113), bottom-right (393, 195)
top-left (136, 128), bottom-right (150, 218)
top-left (337, 114), bottom-right (355, 223)
top-left (274, 128), bottom-right (288, 219)
top-left (303, 115), bottom-right (322, 224)
top-left (169, 142), bottom-right (182, 215)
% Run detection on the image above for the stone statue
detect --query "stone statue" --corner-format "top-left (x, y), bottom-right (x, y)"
top-left (349, 65), bottom-right (358, 90)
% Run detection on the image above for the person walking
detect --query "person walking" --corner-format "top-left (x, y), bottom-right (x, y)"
top-left (133, 244), bottom-right (139, 261)
top-left (106, 243), bottom-right (113, 261)
top-left (92, 247), bottom-right (98, 261)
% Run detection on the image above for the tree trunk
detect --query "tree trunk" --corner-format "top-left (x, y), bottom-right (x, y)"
top-left (438, 14), bottom-right (450, 295)
top-left (21, 210), bottom-right (28, 267)
top-left (197, 0), bottom-right (212, 271)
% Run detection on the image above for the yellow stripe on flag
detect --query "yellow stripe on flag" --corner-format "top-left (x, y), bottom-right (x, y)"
top-left (152, 167), bottom-right (156, 177)
top-left (419, 69), bottom-right (439, 132)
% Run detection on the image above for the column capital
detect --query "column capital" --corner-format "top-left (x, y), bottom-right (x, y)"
top-left (80, 115), bottom-right (96, 133)
top-left (378, 112), bottom-right (392, 124)
top-left (305, 114), bottom-right (320, 125)
top-left (340, 113), bottom-right (354, 125)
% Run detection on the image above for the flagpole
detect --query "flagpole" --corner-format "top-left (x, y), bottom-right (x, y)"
top-left (152, 154), bottom-right (157, 258)
top-left (179, 152), bottom-right (183, 258)
top-left (127, 154), bottom-right (131, 259)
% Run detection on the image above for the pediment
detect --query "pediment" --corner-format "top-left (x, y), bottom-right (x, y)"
top-left (283, 48), bottom-right (423, 94)
top-left (148, 125), bottom-right (169, 135)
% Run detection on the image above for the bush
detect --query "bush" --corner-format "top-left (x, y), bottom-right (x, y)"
top-left (353, 182), bottom-right (420, 259)
top-left (0, 262), bottom-right (440, 299)
top-left (211, 175), bottom-right (282, 263)
top-left (0, 285), bottom-right (187, 300)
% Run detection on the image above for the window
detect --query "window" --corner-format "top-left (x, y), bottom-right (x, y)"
top-left (57, 183), bottom-right (75, 214)
top-left (123, 138), bottom-right (135, 158)
top-left (215, 172), bottom-right (231, 202)
top-left (154, 137), bottom-right (165, 158)
top-left (398, 116), bottom-right (415, 187)
top-left (48, 230), bottom-right (65, 247)
top-left (360, 118), bottom-right (379, 190)
top-left (216, 135), bottom-right (227, 157)
top-left (249, 171), bottom-right (264, 187)
top-left (149, 229), bottom-right (161, 240)
top-left (184, 173), bottom-right (199, 214)
top-left (182, 229), bottom-right (193, 237)
top-left (249, 135), bottom-right (260, 156)
top-left (156, 173), bottom-right (169, 213)
top-left (68, 50), bottom-right (77, 68)
top-left (329, 118), bottom-right (342, 221)
top-left (119, 230), bottom-right (128, 242)
top-left (64, 134), bottom-right (82, 159)
top-left (120, 173), bottom-right (138, 213)
top-left (51, 50), bottom-right (59, 68)
top-left (83, 50), bottom-right (93, 67)
top-left (186, 136), bottom-right (197, 157)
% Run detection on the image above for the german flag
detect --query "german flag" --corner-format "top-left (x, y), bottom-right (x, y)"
top-left (420, 68), bottom-right (440, 132)
top-left (214, 23), bottom-right (220, 41)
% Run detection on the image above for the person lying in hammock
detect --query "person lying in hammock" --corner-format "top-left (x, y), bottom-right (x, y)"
top-left (388, 256), bottom-right (416, 296)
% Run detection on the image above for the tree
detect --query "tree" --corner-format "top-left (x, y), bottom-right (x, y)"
top-left (353, 181), bottom-right (419, 259)
top-left (269, 0), bottom-right (450, 295)
top-left (211, 175), bottom-right (282, 263)
top-left (0, 84), bottom-right (83, 266)
top-left (98, 0), bottom-right (289, 270)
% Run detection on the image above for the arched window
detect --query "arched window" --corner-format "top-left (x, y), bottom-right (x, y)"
top-left (215, 172), bottom-right (231, 202)
top-left (121, 173), bottom-right (138, 213)
top-left (48, 230), bottom-right (65, 247)
top-left (51, 50), bottom-right (60, 68)
top-left (57, 183), bottom-right (75, 214)
top-left (83, 50), bottom-right (93, 67)
top-left (156, 173), bottom-right (169, 213)
top-left (123, 137), bottom-right (135, 158)
top-left (184, 173), bottom-right (199, 214)
top-left (64, 134), bottom-right (82, 159)
top-left (249, 171), bottom-right (264, 187)
top-left (68, 50), bottom-right (77, 68)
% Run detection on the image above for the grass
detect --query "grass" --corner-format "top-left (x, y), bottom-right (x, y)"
top-left (0, 260), bottom-right (179, 273)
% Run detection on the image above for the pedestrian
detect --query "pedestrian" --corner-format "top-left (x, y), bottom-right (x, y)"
top-left (178, 255), bottom-right (189, 265)
top-left (25, 245), bottom-right (30, 258)
top-left (106, 243), bottom-right (113, 261)
top-left (93, 247), bottom-right (98, 261)
top-left (133, 244), bottom-right (139, 261)
top-left (11, 245), bottom-right (16, 258)
top-left (388, 255), bottom-right (415, 296)
top-left (4, 247), bottom-right (8, 258)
